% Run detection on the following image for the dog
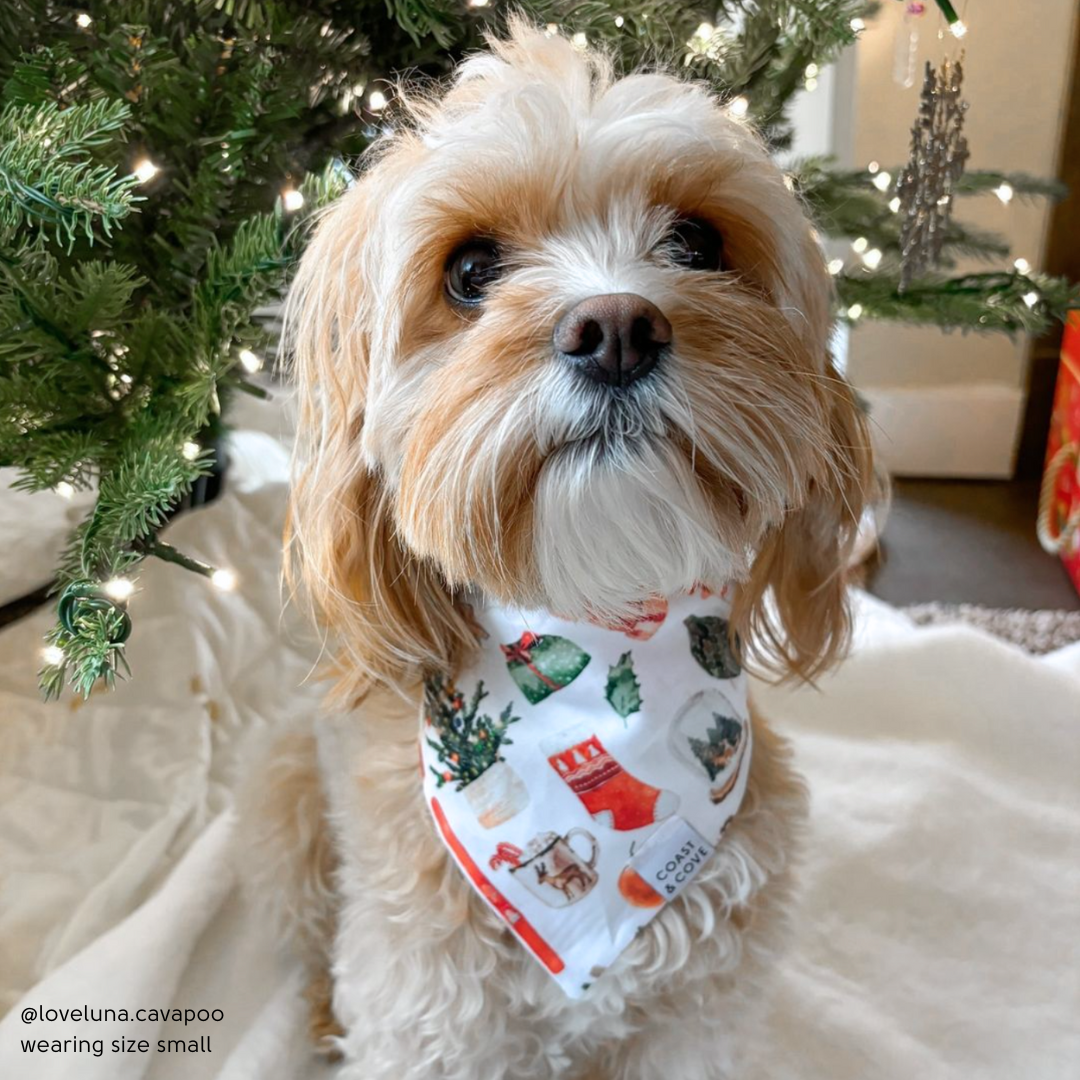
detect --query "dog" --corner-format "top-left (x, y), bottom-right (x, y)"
top-left (247, 20), bottom-right (872, 1079)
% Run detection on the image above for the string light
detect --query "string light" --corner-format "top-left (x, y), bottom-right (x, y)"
top-left (1023, 291), bottom-right (1040, 309)
top-left (211, 568), bottom-right (238, 592)
top-left (467, 0), bottom-right (488, 8)
top-left (54, 481), bottom-right (75, 499)
top-left (889, 197), bottom-right (902, 213)
top-left (729, 96), bottom-right (749, 118)
top-left (805, 63), bottom-right (819, 79)
top-left (572, 32), bottom-right (588, 49)
top-left (182, 441), bottom-right (201, 461)
top-left (872, 170), bottom-right (892, 192)
top-left (867, 161), bottom-right (880, 175)
top-left (133, 158), bottom-right (159, 183)
top-left (847, 303), bottom-right (864, 321)
top-left (103, 577), bottom-right (136, 602)
top-left (614, 16), bottom-right (624, 28)
top-left (862, 248), bottom-right (883, 270)
top-left (804, 77), bottom-right (819, 92)
top-left (852, 236), bottom-right (869, 254)
top-left (695, 22), bottom-right (714, 39)
top-left (827, 258), bottom-right (844, 275)
top-left (75, 12), bottom-right (92, 28)
top-left (42, 645), bottom-right (66, 666)
top-left (1014, 257), bottom-right (1031, 275)
top-left (238, 348), bottom-right (263, 373)
top-left (850, 17), bottom-right (866, 32)
top-left (368, 90), bottom-right (387, 111)
top-left (281, 188), bottom-right (304, 211)
top-left (995, 182), bottom-right (1014, 204)
top-left (950, 21), bottom-right (968, 39)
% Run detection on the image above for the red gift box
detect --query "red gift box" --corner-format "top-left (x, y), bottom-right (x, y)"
top-left (1039, 312), bottom-right (1080, 595)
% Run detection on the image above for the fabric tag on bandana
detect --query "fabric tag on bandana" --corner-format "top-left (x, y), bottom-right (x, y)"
top-left (420, 588), bottom-right (752, 998)
top-left (626, 816), bottom-right (715, 905)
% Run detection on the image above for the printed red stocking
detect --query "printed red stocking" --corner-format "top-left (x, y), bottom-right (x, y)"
top-left (543, 729), bottom-right (679, 831)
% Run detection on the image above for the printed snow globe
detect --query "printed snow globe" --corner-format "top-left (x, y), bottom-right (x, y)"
top-left (668, 687), bottom-right (749, 804)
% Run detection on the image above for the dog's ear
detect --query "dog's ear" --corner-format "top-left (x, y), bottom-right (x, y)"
top-left (731, 236), bottom-right (875, 682)
top-left (284, 181), bottom-right (473, 704)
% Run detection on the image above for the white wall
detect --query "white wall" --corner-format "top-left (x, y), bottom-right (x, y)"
top-left (841, 2), bottom-right (1078, 476)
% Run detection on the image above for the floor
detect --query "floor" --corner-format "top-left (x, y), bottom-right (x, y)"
top-left (868, 479), bottom-right (1080, 611)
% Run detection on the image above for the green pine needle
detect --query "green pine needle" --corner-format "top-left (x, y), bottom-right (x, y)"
top-left (0, 97), bottom-right (140, 247)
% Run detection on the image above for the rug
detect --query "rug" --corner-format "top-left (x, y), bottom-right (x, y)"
top-left (902, 602), bottom-right (1080, 655)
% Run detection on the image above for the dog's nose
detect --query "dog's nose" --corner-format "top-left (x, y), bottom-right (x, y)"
top-left (554, 293), bottom-right (671, 387)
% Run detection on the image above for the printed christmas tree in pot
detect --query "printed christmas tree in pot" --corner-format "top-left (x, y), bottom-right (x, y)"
top-left (425, 674), bottom-right (528, 829)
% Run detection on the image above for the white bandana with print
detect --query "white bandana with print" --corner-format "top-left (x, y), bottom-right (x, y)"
top-left (420, 587), bottom-right (752, 998)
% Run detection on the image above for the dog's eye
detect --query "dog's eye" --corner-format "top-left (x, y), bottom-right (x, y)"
top-left (445, 240), bottom-right (502, 305)
top-left (667, 218), bottom-right (723, 272)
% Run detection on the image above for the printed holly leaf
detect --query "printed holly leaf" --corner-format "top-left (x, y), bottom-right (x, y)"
top-left (605, 651), bottom-right (642, 721)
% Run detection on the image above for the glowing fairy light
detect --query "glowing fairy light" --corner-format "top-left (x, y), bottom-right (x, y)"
top-left (862, 248), bottom-right (883, 270)
top-left (1014, 258), bottom-right (1031, 275)
top-left (614, 16), bottom-right (624, 28)
top-left (103, 577), bottom-right (136, 602)
top-left (1023, 291), bottom-right (1040, 309)
top-left (54, 481), bottom-right (75, 499)
top-left (133, 158), bottom-right (159, 183)
top-left (827, 258), bottom-right (844, 276)
top-left (281, 188), bottom-right (304, 212)
top-left (182, 441), bottom-right (201, 461)
top-left (75, 12), bottom-right (92, 28)
top-left (805, 63), bottom-right (819, 79)
top-left (368, 90), bottom-right (387, 111)
top-left (695, 22), bottom-right (714, 39)
top-left (572, 32), bottom-right (588, 49)
top-left (238, 348), bottom-right (263, 373)
top-left (852, 237), bottom-right (869, 254)
top-left (804, 77), bottom-right (819, 92)
top-left (847, 303), bottom-right (864, 321)
top-left (889, 197), bottom-right (902, 213)
top-left (850, 17), bottom-right (866, 32)
top-left (42, 645), bottom-right (65, 666)
top-left (867, 161), bottom-right (880, 174)
top-left (729, 96), bottom-right (749, 118)
top-left (468, 0), bottom-right (489, 8)
top-left (995, 182), bottom-right (1014, 204)
top-left (950, 21), bottom-right (968, 39)
top-left (872, 171), bottom-right (892, 192)
top-left (211, 568), bottom-right (238, 592)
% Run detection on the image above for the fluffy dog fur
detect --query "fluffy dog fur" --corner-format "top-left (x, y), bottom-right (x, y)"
top-left (249, 21), bottom-right (872, 1079)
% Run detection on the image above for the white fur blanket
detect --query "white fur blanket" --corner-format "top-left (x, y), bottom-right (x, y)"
top-left (1, 399), bottom-right (1077, 1079)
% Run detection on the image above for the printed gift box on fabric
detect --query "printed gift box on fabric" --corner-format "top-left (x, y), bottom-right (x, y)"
top-left (420, 589), bottom-right (753, 997)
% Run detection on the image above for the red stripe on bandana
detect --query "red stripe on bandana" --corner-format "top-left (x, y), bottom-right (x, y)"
top-left (431, 797), bottom-right (565, 974)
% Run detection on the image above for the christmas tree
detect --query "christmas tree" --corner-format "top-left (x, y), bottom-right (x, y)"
top-left (424, 674), bottom-right (519, 790)
top-left (0, 0), bottom-right (492, 698)
top-left (2, 0), bottom-right (1074, 698)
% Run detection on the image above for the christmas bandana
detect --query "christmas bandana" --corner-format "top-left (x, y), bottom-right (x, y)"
top-left (420, 588), bottom-right (752, 998)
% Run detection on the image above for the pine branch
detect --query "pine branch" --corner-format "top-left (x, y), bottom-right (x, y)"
top-left (0, 97), bottom-right (140, 245)
top-left (955, 171), bottom-right (1068, 202)
top-left (838, 270), bottom-right (1080, 333)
